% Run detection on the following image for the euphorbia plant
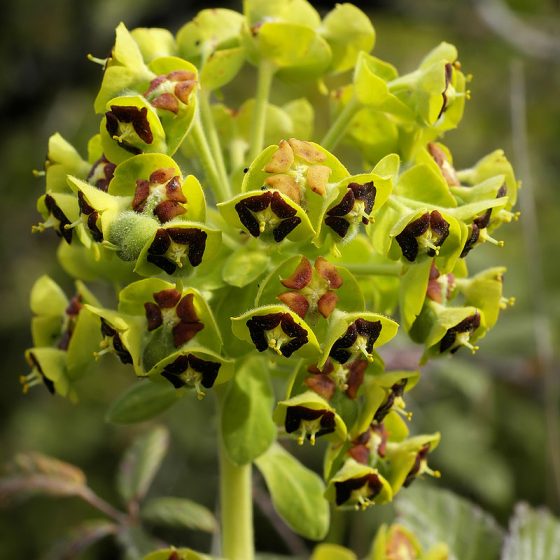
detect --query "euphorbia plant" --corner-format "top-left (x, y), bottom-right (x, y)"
top-left (21, 1), bottom-right (519, 558)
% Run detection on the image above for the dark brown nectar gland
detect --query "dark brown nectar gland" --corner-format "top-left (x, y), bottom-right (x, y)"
top-left (20, 352), bottom-right (56, 395)
top-left (147, 227), bottom-right (207, 274)
top-left (373, 379), bottom-right (409, 423)
top-left (395, 210), bottom-right (450, 262)
top-left (246, 312), bottom-right (308, 358)
top-left (132, 167), bottom-right (187, 223)
top-left (403, 444), bottom-right (440, 487)
top-left (305, 357), bottom-right (367, 399)
top-left (235, 192), bottom-right (301, 242)
top-left (144, 290), bottom-right (204, 348)
top-left (96, 319), bottom-right (132, 365)
top-left (325, 181), bottom-right (376, 238)
top-left (426, 263), bottom-right (455, 303)
top-left (57, 294), bottom-right (84, 351)
top-left (329, 318), bottom-right (382, 364)
top-left (439, 312), bottom-right (481, 354)
top-left (334, 473), bottom-right (383, 509)
top-left (77, 192), bottom-right (103, 242)
top-left (284, 405), bottom-right (336, 445)
top-left (33, 194), bottom-right (73, 243)
top-left (105, 105), bottom-right (153, 154)
top-left (87, 155), bottom-right (116, 192)
top-left (160, 353), bottom-right (220, 399)
top-left (349, 423), bottom-right (389, 464)
top-left (144, 71), bottom-right (197, 115)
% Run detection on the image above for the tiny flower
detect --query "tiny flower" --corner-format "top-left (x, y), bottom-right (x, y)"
top-left (304, 357), bottom-right (368, 399)
top-left (33, 193), bottom-right (79, 244)
top-left (278, 256), bottom-right (343, 319)
top-left (427, 142), bottom-right (459, 186)
top-left (273, 391), bottom-right (347, 446)
top-left (395, 210), bottom-right (449, 262)
top-left (132, 167), bottom-right (188, 222)
top-left (330, 318), bottom-right (381, 364)
top-left (144, 289), bottom-right (204, 348)
top-left (147, 347), bottom-right (233, 399)
top-left (325, 180), bottom-right (376, 239)
top-left (144, 70), bottom-right (197, 115)
top-left (438, 312), bottom-right (481, 354)
top-left (322, 312), bottom-right (399, 368)
top-left (87, 155), bottom-right (116, 192)
top-left (326, 458), bottom-right (392, 510)
top-left (20, 348), bottom-right (68, 397)
top-left (348, 423), bottom-right (388, 464)
top-left (236, 192), bottom-right (301, 241)
top-left (141, 224), bottom-right (208, 274)
top-left (426, 262), bottom-right (455, 304)
top-left (106, 104), bottom-right (154, 150)
top-left (385, 433), bottom-right (440, 494)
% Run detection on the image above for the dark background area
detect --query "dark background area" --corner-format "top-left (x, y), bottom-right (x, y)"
top-left (1, 0), bottom-right (559, 557)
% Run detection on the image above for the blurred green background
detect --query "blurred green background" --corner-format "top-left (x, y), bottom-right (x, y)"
top-left (1, 0), bottom-right (559, 557)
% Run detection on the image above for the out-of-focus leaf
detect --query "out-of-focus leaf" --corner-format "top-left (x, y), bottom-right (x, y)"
top-left (221, 355), bottom-right (276, 465)
top-left (502, 503), bottom-right (560, 560)
top-left (106, 380), bottom-right (182, 424)
top-left (311, 543), bottom-right (357, 560)
top-left (396, 484), bottom-right (503, 560)
top-left (42, 520), bottom-right (117, 560)
top-left (0, 475), bottom-right (86, 506)
top-left (117, 426), bottom-right (169, 505)
top-left (118, 526), bottom-right (161, 560)
top-left (222, 248), bottom-right (270, 288)
top-left (141, 496), bottom-right (217, 533)
top-left (255, 443), bottom-right (329, 541)
top-left (10, 452), bottom-right (86, 485)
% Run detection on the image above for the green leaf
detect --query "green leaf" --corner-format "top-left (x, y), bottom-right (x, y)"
top-left (502, 503), bottom-right (560, 560)
top-left (311, 543), bottom-right (357, 560)
top-left (201, 46), bottom-right (246, 91)
top-left (396, 484), bottom-right (503, 560)
top-left (117, 425), bottom-right (169, 504)
top-left (255, 443), bottom-right (329, 540)
top-left (222, 247), bottom-right (270, 288)
top-left (320, 3), bottom-right (375, 74)
top-left (221, 355), bottom-right (276, 465)
top-left (141, 496), bottom-right (217, 533)
top-left (107, 380), bottom-right (182, 424)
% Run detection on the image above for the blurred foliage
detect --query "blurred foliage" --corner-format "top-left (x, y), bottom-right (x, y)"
top-left (0, 0), bottom-right (559, 558)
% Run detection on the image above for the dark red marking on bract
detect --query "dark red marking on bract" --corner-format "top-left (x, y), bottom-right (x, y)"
top-left (403, 444), bottom-right (431, 487)
top-left (281, 257), bottom-right (312, 290)
top-left (44, 194), bottom-right (72, 244)
top-left (334, 473), bottom-right (382, 506)
top-left (345, 359), bottom-right (368, 399)
top-left (153, 289), bottom-right (182, 308)
top-left (161, 353), bottom-right (220, 389)
top-left (373, 379), bottom-right (408, 423)
top-left (107, 105), bottom-right (153, 144)
top-left (284, 406), bottom-right (335, 439)
top-left (144, 302), bottom-right (163, 331)
top-left (28, 352), bottom-right (55, 395)
top-left (246, 312), bottom-right (307, 357)
top-left (439, 313), bottom-right (481, 353)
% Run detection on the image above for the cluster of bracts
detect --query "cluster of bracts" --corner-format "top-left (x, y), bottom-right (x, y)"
top-left (24, 1), bottom-right (517, 514)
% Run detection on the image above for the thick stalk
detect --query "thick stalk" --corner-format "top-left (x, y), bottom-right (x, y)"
top-left (216, 386), bottom-right (254, 560)
top-left (248, 61), bottom-right (275, 161)
top-left (190, 115), bottom-right (229, 203)
top-left (199, 90), bottom-right (232, 199)
top-left (219, 442), bottom-right (254, 560)
top-left (320, 95), bottom-right (361, 151)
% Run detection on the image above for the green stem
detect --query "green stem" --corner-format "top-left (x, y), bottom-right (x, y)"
top-left (386, 194), bottom-right (415, 214)
top-left (199, 90), bottom-right (232, 199)
top-left (320, 95), bottom-right (361, 151)
top-left (190, 114), bottom-right (229, 203)
top-left (230, 137), bottom-right (248, 175)
top-left (337, 262), bottom-right (402, 276)
top-left (249, 61), bottom-right (275, 161)
top-left (216, 388), bottom-right (254, 560)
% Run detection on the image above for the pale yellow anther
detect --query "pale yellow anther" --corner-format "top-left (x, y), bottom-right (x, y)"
top-left (259, 221), bottom-right (266, 233)
top-left (288, 138), bottom-right (326, 164)
top-left (264, 140), bottom-right (294, 173)
top-left (32, 169), bottom-right (45, 177)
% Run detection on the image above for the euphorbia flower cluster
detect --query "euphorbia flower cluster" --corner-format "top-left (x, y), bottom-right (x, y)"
top-left (25, 0), bottom-right (518, 556)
